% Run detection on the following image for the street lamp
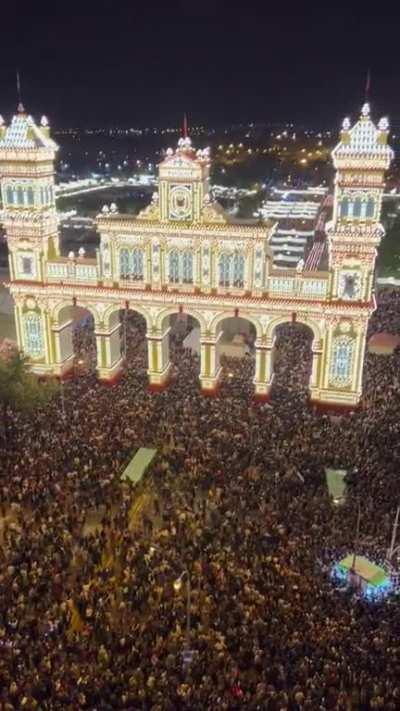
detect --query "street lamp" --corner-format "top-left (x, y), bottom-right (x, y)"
top-left (59, 378), bottom-right (66, 419)
top-left (173, 569), bottom-right (191, 653)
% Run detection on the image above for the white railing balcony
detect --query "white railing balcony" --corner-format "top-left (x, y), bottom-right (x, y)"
top-left (46, 259), bottom-right (99, 284)
top-left (268, 273), bottom-right (329, 300)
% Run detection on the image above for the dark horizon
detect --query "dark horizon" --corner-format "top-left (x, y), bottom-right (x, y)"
top-left (1, 1), bottom-right (400, 129)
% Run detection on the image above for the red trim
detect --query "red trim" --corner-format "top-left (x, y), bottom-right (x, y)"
top-left (253, 392), bottom-right (270, 403)
top-left (201, 384), bottom-right (219, 398)
top-left (10, 279), bottom-right (376, 312)
top-left (59, 366), bottom-right (75, 381)
top-left (148, 381), bottom-right (169, 393)
top-left (310, 399), bottom-right (361, 416)
top-left (99, 369), bottom-right (124, 387)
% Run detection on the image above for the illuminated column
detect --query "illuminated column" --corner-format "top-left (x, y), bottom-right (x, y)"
top-left (253, 337), bottom-right (274, 400)
top-left (13, 298), bottom-right (58, 376)
top-left (51, 318), bottom-right (74, 377)
top-left (96, 322), bottom-right (124, 384)
top-left (310, 318), bottom-right (368, 408)
top-left (13, 301), bottom-right (24, 355)
top-left (199, 331), bottom-right (222, 394)
top-left (147, 327), bottom-right (171, 391)
top-left (309, 339), bottom-right (323, 391)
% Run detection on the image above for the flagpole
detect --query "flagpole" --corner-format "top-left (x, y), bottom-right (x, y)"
top-left (387, 505), bottom-right (400, 563)
top-left (351, 500), bottom-right (361, 572)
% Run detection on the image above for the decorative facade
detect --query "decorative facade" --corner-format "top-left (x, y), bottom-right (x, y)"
top-left (0, 103), bottom-right (393, 408)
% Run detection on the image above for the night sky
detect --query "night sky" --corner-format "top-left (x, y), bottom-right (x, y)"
top-left (1, 1), bottom-right (400, 128)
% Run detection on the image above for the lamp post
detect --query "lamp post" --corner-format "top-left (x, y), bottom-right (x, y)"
top-left (173, 569), bottom-right (191, 653)
top-left (123, 302), bottom-right (128, 359)
top-left (60, 378), bottom-right (66, 419)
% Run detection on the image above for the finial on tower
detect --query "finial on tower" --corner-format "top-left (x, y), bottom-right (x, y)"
top-left (361, 102), bottom-right (370, 118)
top-left (378, 116), bottom-right (389, 131)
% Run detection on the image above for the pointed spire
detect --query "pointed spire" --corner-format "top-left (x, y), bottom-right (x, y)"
top-left (16, 70), bottom-right (25, 114)
top-left (365, 68), bottom-right (371, 102)
top-left (183, 113), bottom-right (188, 139)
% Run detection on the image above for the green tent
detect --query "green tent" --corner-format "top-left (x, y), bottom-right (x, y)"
top-left (325, 468), bottom-right (347, 502)
top-left (120, 447), bottom-right (157, 484)
top-left (337, 555), bottom-right (389, 587)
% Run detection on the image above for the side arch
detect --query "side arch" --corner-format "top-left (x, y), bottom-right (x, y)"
top-left (103, 302), bottom-right (152, 330)
top-left (266, 315), bottom-right (324, 346)
top-left (51, 300), bottom-right (101, 327)
top-left (209, 311), bottom-right (263, 339)
top-left (156, 306), bottom-right (208, 334)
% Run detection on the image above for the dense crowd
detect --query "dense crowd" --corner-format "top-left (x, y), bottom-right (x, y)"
top-left (1, 292), bottom-right (400, 709)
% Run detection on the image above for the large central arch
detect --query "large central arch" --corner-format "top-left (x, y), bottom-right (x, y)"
top-left (50, 300), bottom-right (100, 377)
top-left (266, 316), bottom-right (323, 401)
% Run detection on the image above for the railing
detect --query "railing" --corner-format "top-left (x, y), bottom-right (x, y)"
top-left (268, 275), bottom-right (329, 299)
top-left (45, 259), bottom-right (329, 300)
top-left (47, 260), bottom-right (99, 283)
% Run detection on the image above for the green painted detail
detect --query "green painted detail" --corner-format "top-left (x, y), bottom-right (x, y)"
top-left (260, 350), bottom-right (266, 383)
top-left (47, 237), bottom-right (56, 260)
top-left (21, 300), bottom-right (40, 315)
top-left (205, 344), bottom-right (211, 376)
top-left (50, 329), bottom-right (56, 362)
top-left (152, 342), bottom-right (158, 372)
top-left (43, 314), bottom-right (51, 364)
top-left (101, 337), bottom-right (106, 368)
top-left (14, 307), bottom-right (23, 348)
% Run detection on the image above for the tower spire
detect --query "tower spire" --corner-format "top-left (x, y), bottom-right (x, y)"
top-left (16, 70), bottom-right (25, 114)
top-left (365, 68), bottom-right (371, 103)
top-left (183, 113), bottom-right (188, 139)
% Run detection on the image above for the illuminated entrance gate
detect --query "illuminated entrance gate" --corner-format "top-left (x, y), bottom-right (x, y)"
top-left (1, 103), bottom-right (393, 409)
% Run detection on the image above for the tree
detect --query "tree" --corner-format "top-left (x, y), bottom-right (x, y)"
top-left (0, 353), bottom-right (58, 442)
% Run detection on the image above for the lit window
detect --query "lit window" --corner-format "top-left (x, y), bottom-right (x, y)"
top-left (6, 186), bottom-right (13, 204)
top-left (119, 248), bottom-right (130, 278)
top-left (353, 197), bottom-right (362, 218)
top-left (24, 313), bottom-right (43, 357)
top-left (17, 186), bottom-right (24, 205)
top-left (22, 257), bottom-right (32, 275)
top-left (169, 251), bottom-right (179, 283)
top-left (233, 253), bottom-right (245, 287)
top-left (330, 337), bottom-right (354, 386)
top-left (131, 248), bottom-right (144, 280)
top-left (27, 187), bottom-right (34, 206)
top-left (219, 253), bottom-right (232, 287)
top-left (366, 197), bottom-right (375, 219)
top-left (182, 252), bottom-right (193, 283)
top-left (340, 197), bottom-right (348, 217)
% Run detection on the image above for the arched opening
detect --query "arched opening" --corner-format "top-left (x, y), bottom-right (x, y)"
top-left (270, 322), bottom-right (314, 401)
top-left (216, 316), bottom-right (257, 395)
top-left (161, 311), bottom-right (201, 378)
top-left (109, 307), bottom-right (148, 375)
top-left (55, 304), bottom-right (97, 375)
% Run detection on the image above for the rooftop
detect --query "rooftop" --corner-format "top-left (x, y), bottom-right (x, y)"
top-left (0, 106), bottom-right (58, 152)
